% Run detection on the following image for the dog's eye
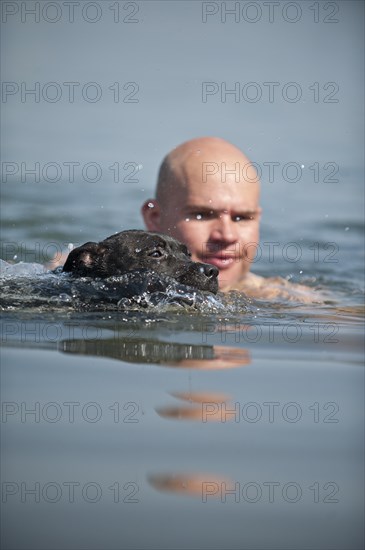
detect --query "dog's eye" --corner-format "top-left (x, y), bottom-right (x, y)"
top-left (149, 249), bottom-right (164, 258)
top-left (182, 246), bottom-right (192, 258)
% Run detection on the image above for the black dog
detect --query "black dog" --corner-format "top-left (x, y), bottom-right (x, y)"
top-left (63, 230), bottom-right (218, 294)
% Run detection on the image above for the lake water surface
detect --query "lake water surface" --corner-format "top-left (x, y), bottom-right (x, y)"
top-left (1, 173), bottom-right (364, 550)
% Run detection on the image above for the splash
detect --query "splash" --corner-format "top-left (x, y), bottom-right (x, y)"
top-left (0, 261), bottom-right (228, 313)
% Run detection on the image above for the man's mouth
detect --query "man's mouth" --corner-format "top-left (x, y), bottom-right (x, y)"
top-left (202, 254), bottom-right (238, 270)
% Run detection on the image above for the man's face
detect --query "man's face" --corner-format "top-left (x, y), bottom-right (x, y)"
top-left (157, 155), bottom-right (261, 289)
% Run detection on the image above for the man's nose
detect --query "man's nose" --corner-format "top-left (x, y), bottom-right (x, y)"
top-left (210, 215), bottom-right (238, 242)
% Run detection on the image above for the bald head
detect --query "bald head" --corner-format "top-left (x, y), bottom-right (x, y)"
top-left (156, 137), bottom-right (259, 207)
top-left (142, 136), bottom-right (261, 289)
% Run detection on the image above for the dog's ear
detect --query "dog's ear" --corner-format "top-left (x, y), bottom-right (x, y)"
top-left (63, 242), bottom-right (105, 274)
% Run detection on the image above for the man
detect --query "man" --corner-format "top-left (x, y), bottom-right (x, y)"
top-left (142, 136), bottom-right (260, 291)
top-left (142, 136), bottom-right (320, 301)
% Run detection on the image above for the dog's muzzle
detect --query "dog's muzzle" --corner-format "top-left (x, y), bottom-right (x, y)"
top-left (177, 262), bottom-right (219, 293)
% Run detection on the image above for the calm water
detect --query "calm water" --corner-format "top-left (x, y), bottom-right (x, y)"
top-left (1, 175), bottom-right (364, 550)
top-left (1, 1), bottom-right (364, 549)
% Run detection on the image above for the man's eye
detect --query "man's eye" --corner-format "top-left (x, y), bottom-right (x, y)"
top-left (233, 215), bottom-right (254, 222)
top-left (192, 211), bottom-right (213, 220)
top-left (149, 249), bottom-right (164, 258)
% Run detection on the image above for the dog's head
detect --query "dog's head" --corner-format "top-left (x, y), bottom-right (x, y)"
top-left (62, 230), bottom-right (219, 294)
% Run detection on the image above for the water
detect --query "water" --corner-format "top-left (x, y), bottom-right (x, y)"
top-left (1, 1), bottom-right (364, 549)
top-left (1, 205), bottom-right (363, 549)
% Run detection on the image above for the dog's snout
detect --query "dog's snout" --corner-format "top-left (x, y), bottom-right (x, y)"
top-left (200, 263), bottom-right (219, 279)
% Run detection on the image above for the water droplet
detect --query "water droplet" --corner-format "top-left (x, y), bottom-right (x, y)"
top-left (50, 293), bottom-right (72, 303)
top-left (345, 226), bottom-right (350, 231)
top-left (299, 270), bottom-right (303, 274)
top-left (301, 164), bottom-right (305, 169)
top-left (147, 202), bottom-right (154, 209)
top-left (59, 293), bottom-right (72, 302)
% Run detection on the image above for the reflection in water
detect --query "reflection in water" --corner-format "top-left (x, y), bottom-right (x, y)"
top-left (60, 337), bottom-right (251, 424)
top-left (60, 337), bottom-right (214, 363)
top-left (60, 338), bottom-right (250, 370)
top-left (156, 391), bottom-right (234, 421)
top-left (168, 345), bottom-right (250, 369)
top-left (148, 473), bottom-right (232, 498)
top-left (60, 335), bottom-right (248, 500)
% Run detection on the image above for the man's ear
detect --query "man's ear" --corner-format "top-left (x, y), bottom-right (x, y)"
top-left (141, 199), bottom-right (162, 231)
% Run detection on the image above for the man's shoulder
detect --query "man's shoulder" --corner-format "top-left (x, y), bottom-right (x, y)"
top-left (225, 273), bottom-right (324, 303)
